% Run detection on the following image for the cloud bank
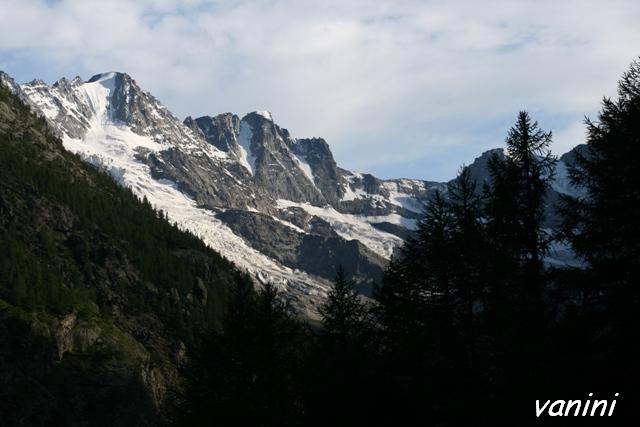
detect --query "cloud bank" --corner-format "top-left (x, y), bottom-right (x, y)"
top-left (1, 0), bottom-right (639, 180)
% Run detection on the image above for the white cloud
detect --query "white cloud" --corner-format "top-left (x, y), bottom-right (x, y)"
top-left (1, 0), bottom-right (639, 180)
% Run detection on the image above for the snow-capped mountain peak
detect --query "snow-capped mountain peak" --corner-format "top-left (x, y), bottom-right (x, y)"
top-left (87, 71), bottom-right (121, 83)
top-left (5, 69), bottom-right (578, 315)
top-left (254, 110), bottom-right (273, 121)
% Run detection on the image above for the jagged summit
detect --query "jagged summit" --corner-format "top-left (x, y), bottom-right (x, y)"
top-left (252, 110), bottom-right (273, 121)
top-left (184, 113), bottom-right (240, 152)
top-left (0, 70), bottom-right (21, 95)
top-left (52, 75), bottom-right (85, 89)
top-left (241, 111), bottom-right (276, 128)
top-left (0, 71), bottom-right (46, 115)
top-left (26, 78), bottom-right (47, 87)
top-left (87, 71), bottom-right (125, 83)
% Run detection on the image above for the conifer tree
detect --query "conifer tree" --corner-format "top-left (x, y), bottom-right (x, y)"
top-left (485, 112), bottom-right (555, 307)
top-left (303, 266), bottom-right (376, 426)
top-left (561, 59), bottom-right (640, 291)
top-left (377, 190), bottom-right (454, 354)
top-left (320, 265), bottom-right (367, 344)
top-left (374, 191), bottom-right (464, 422)
top-left (559, 58), bottom-right (640, 385)
top-left (482, 111), bottom-right (556, 408)
top-left (447, 167), bottom-right (487, 349)
top-left (251, 282), bottom-right (302, 426)
top-left (173, 280), bottom-right (302, 426)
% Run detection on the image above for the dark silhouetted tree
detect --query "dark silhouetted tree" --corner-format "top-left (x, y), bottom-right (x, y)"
top-left (482, 112), bottom-right (556, 415)
top-left (447, 167), bottom-right (488, 366)
top-left (173, 280), bottom-right (302, 426)
top-left (375, 189), bottom-right (472, 423)
top-left (320, 265), bottom-right (367, 343)
top-left (485, 111), bottom-right (556, 307)
top-left (303, 266), bottom-right (377, 426)
top-left (559, 57), bottom-right (640, 393)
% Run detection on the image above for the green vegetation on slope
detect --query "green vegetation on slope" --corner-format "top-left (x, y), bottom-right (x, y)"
top-left (0, 79), bottom-right (252, 426)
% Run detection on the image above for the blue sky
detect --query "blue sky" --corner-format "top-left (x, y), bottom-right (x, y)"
top-left (1, 0), bottom-right (639, 181)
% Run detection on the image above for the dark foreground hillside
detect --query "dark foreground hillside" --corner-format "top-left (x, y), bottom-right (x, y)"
top-left (0, 80), bottom-right (251, 426)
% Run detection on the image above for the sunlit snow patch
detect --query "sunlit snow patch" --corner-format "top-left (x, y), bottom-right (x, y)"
top-left (236, 121), bottom-right (256, 175)
top-left (277, 199), bottom-right (408, 259)
top-left (254, 110), bottom-right (273, 121)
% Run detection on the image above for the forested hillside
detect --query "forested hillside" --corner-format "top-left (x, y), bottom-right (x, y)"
top-left (0, 78), bottom-right (252, 426)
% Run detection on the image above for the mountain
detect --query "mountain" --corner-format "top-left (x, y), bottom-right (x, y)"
top-left (0, 73), bottom-right (251, 425)
top-left (5, 71), bottom-right (446, 314)
top-left (1, 70), bottom-right (581, 313)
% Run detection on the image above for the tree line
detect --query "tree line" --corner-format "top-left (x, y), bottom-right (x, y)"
top-left (172, 58), bottom-right (640, 426)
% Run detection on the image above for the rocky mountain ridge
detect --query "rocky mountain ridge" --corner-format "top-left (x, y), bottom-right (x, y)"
top-left (0, 70), bottom-right (580, 313)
